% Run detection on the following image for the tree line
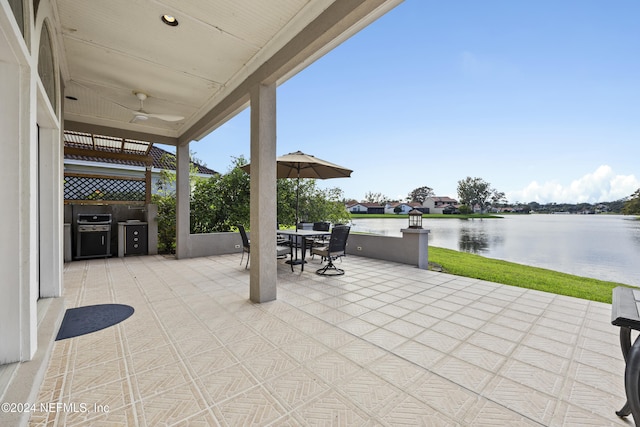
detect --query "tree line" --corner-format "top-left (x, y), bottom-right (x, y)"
top-left (362, 177), bottom-right (505, 214)
top-left (362, 177), bottom-right (640, 215)
top-left (152, 155), bottom-right (350, 253)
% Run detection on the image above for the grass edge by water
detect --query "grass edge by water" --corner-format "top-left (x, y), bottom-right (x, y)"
top-left (428, 246), bottom-right (627, 304)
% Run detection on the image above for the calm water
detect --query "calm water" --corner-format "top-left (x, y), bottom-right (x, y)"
top-left (349, 215), bottom-right (640, 287)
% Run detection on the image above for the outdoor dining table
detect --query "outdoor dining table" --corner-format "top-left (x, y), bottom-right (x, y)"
top-left (276, 229), bottom-right (331, 272)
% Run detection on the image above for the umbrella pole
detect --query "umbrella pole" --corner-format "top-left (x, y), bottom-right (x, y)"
top-left (295, 175), bottom-right (300, 231)
top-left (288, 172), bottom-right (305, 265)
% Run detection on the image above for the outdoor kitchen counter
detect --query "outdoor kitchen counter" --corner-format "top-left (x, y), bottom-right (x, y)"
top-left (118, 221), bottom-right (148, 257)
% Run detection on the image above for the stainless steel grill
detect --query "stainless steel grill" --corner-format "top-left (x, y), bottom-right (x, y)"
top-left (75, 214), bottom-right (112, 259)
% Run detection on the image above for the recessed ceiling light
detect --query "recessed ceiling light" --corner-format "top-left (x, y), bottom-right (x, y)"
top-left (161, 15), bottom-right (178, 26)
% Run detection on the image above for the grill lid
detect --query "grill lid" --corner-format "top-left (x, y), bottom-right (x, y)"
top-left (77, 213), bottom-right (112, 224)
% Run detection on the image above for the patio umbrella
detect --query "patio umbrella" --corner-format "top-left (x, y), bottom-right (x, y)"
top-left (241, 150), bottom-right (352, 229)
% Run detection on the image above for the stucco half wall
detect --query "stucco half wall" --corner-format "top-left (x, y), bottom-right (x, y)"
top-left (183, 229), bottom-right (430, 270)
top-left (188, 232), bottom-right (244, 258)
top-left (345, 230), bottom-right (430, 269)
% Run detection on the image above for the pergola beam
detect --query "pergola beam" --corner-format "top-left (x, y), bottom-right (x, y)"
top-left (63, 147), bottom-right (153, 165)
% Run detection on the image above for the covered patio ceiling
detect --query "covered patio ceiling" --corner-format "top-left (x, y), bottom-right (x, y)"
top-left (59, 0), bottom-right (403, 145)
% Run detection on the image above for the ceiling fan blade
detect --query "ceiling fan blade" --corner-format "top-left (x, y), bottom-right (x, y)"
top-left (145, 113), bottom-right (185, 122)
top-left (70, 82), bottom-right (185, 123)
top-left (129, 113), bottom-right (149, 123)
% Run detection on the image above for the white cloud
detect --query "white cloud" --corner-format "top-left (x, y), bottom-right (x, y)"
top-left (507, 165), bottom-right (639, 204)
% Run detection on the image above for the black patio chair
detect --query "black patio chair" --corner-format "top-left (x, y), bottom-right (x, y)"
top-left (311, 225), bottom-right (350, 276)
top-left (314, 222), bottom-right (330, 231)
top-left (237, 224), bottom-right (251, 269)
top-left (237, 224), bottom-right (292, 270)
top-left (276, 223), bottom-right (289, 246)
top-left (307, 221), bottom-right (331, 254)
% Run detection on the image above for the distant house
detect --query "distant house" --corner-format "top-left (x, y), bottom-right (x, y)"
top-left (497, 207), bottom-right (514, 213)
top-left (423, 196), bottom-right (458, 214)
top-left (346, 202), bottom-right (384, 214)
top-left (64, 143), bottom-right (218, 196)
top-left (384, 202), bottom-right (424, 214)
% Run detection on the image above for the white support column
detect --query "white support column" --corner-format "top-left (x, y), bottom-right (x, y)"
top-left (0, 61), bottom-right (37, 363)
top-left (0, 61), bottom-right (23, 363)
top-left (23, 69), bottom-right (38, 362)
top-left (249, 83), bottom-right (277, 303)
top-left (175, 143), bottom-right (191, 259)
top-left (38, 126), bottom-right (63, 298)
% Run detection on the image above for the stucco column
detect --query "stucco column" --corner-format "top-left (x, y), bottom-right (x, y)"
top-left (175, 143), bottom-right (191, 259)
top-left (401, 228), bottom-right (430, 269)
top-left (38, 126), bottom-right (63, 298)
top-left (249, 83), bottom-right (277, 303)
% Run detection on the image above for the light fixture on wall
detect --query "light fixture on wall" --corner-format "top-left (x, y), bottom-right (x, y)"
top-left (161, 15), bottom-right (179, 26)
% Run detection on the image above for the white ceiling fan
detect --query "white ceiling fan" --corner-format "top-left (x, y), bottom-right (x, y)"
top-left (129, 92), bottom-right (185, 123)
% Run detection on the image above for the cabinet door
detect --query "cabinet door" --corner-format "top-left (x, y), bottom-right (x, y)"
top-left (126, 225), bottom-right (147, 255)
top-left (79, 231), bottom-right (109, 257)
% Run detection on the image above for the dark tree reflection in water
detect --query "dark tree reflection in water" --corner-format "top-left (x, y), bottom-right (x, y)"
top-left (459, 225), bottom-right (487, 252)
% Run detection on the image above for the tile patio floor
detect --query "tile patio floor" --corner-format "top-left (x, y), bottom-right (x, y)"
top-left (29, 253), bottom-right (632, 426)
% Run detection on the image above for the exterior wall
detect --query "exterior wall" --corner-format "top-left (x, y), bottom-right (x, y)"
top-left (0, 0), bottom-right (64, 365)
top-left (348, 204), bottom-right (368, 213)
top-left (423, 198), bottom-right (435, 210)
top-left (423, 197), bottom-right (457, 214)
top-left (348, 204), bottom-right (384, 214)
top-left (0, 53), bottom-right (31, 364)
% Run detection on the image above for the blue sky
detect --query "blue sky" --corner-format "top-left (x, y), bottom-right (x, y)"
top-left (186, 0), bottom-right (640, 204)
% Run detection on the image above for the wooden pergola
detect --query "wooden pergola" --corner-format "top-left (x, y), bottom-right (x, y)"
top-left (63, 130), bottom-right (154, 205)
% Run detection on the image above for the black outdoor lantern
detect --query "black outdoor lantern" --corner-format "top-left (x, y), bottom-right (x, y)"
top-left (408, 209), bottom-right (423, 229)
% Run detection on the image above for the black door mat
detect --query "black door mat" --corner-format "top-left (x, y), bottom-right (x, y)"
top-left (56, 304), bottom-right (134, 341)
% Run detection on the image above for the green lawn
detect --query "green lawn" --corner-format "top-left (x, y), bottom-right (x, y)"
top-left (428, 246), bottom-right (626, 303)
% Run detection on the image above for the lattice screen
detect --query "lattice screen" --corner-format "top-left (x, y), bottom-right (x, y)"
top-left (64, 174), bottom-right (145, 202)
